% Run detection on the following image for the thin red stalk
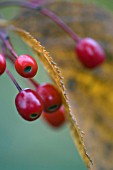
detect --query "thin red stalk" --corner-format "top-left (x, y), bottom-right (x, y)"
top-left (0, 32), bottom-right (18, 58)
top-left (1, 42), bottom-right (21, 91)
top-left (40, 8), bottom-right (80, 42)
top-left (6, 69), bottom-right (22, 92)
top-left (2, 42), bottom-right (15, 63)
top-left (6, 54), bottom-right (15, 63)
top-left (2, 43), bottom-right (25, 92)
top-left (0, 1), bottom-right (80, 42)
top-left (30, 0), bottom-right (55, 6)
top-left (1, 43), bottom-right (6, 56)
top-left (29, 78), bottom-right (39, 88)
top-left (0, 1), bottom-right (41, 10)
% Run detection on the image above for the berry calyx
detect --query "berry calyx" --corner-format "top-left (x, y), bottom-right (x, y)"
top-left (75, 37), bottom-right (106, 68)
top-left (43, 105), bottom-right (66, 128)
top-left (15, 88), bottom-right (43, 121)
top-left (15, 54), bottom-right (38, 78)
top-left (36, 83), bottom-right (62, 113)
top-left (0, 53), bottom-right (6, 75)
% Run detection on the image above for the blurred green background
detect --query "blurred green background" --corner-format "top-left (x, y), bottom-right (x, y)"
top-left (0, 0), bottom-right (112, 170)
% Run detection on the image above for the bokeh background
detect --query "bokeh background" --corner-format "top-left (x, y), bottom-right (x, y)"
top-left (0, 0), bottom-right (113, 170)
top-left (0, 1), bottom-right (87, 170)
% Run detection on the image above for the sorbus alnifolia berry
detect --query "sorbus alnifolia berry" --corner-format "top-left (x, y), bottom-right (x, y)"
top-left (43, 105), bottom-right (66, 128)
top-left (36, 83), bottom-right (62, 113)
top-left (15, 88), bottom-right (43, 121)
top-left (75, 37), bottom-right (106, 68)
top-left (15, 54), bottom-right (38, 78)
top-left (0, 53), bottom-right (6, 75)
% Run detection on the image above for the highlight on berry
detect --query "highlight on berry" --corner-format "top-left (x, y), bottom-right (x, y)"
top-left (0, 0), bottom-right (107, 128)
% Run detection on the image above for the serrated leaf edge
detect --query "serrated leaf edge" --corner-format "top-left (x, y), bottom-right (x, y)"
top-left (11, 26), bottom-right (92, 168)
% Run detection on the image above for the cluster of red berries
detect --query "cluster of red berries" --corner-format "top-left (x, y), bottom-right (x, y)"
top-left (15, 82), bottom-right (65, 127)
top-left (0, 36), bottom-right (106, 128)
top-left (0, 0), bottom-right (107, 129)
top-left (0, 50), bottom-right (65, 127)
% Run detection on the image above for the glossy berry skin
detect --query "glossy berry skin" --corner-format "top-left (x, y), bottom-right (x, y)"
top-left (0, 54), bottom-right (6, 75)
top-left (43, 105), bottom-right (66, 128)
top-left (36, 83), bottom-right (62, 113)
top-left (15, 54), bottom-right (38, 78)
top-left (15, 88), bottom-right (43, 121)
top-left (75, 37), bottom-right (106, 68)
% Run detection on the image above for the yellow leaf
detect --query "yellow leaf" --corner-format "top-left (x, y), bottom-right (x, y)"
top-left (12, 1), bottom-right (113, 170)
top-left (11, 26), bottom-right (92, 168)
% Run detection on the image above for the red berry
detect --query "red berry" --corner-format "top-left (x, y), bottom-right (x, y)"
top-left (0, 54), bottom-right (6, 75)
top-left (43, 105), bottom-right (66, 128)
top-left (15, 88), bottom-right (43, 121)
top-left (36, 83), bottom-right (62, 113)
top-left (15, 54), bottom-right (38, 78)
top-left (75, 37), bottom-right (106, 68)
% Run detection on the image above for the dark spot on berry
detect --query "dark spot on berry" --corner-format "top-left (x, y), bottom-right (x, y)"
top-left (30, 113), bottom-right (38, 119)
top-left (24, 66), bottom-right (32, 73)
top-left (48, 104), bottom-right (59, 112)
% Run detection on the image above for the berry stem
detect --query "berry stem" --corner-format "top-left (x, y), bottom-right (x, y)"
top-left (0, 1), bottom-right (41, 10)
top-left (1, 43), bottom-right (6, 56)
top-left (29, 78), bottom-right (39, 88)
top-left (6, 69), bottom-right (22, 91)
top-left (0, 31), bottom-right (18, 58)
top-left (1, 42), bottom-right (15, 63)
top-left (40, 8), bottom-right (80, 42)
top-left (0, 1), bottom-right (80, 42)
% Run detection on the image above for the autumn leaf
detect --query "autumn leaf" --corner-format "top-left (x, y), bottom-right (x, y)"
top-left (10, 26), bottom-right (92, 168)
top-left (11, 1), bottom-right (113, 170)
